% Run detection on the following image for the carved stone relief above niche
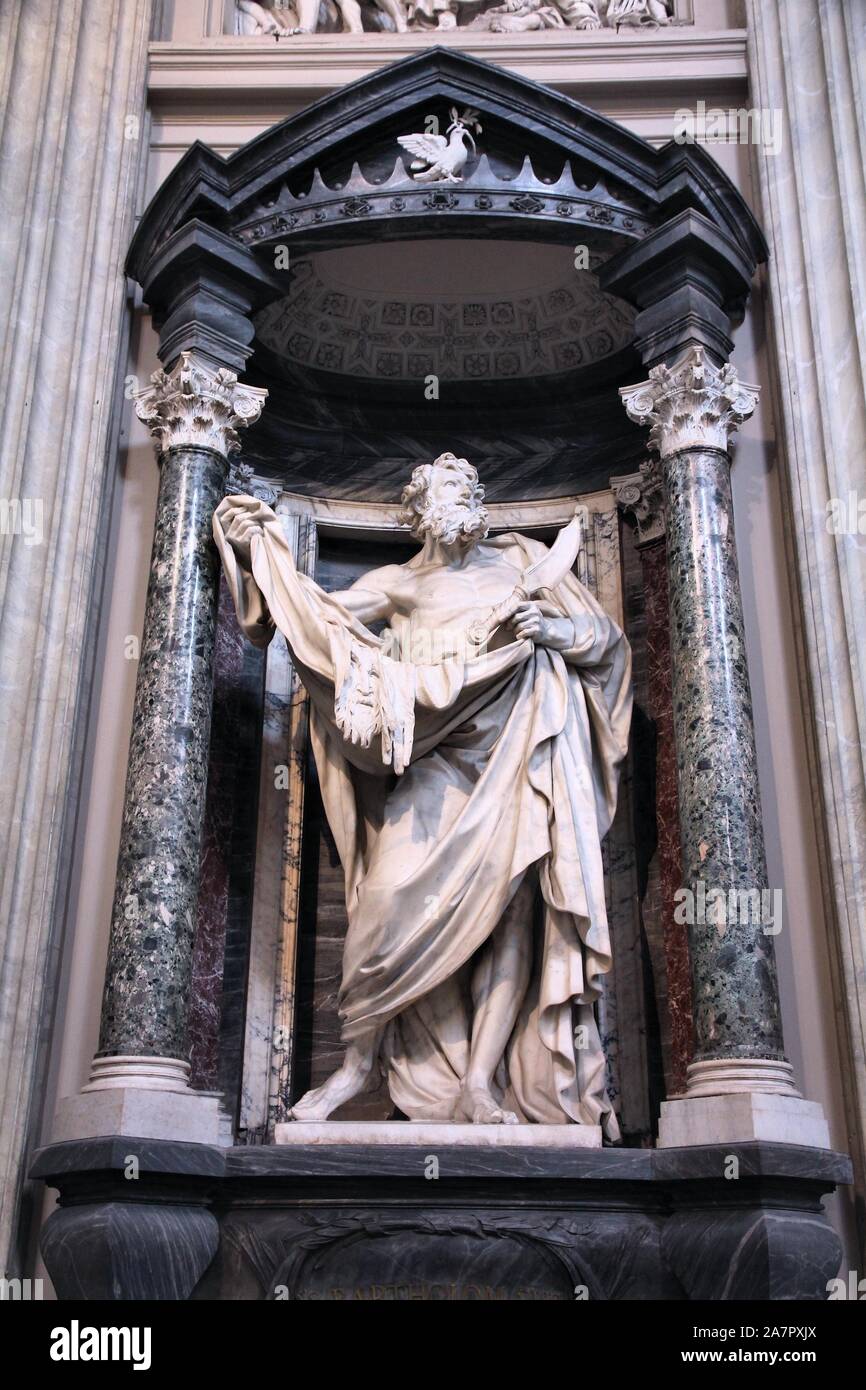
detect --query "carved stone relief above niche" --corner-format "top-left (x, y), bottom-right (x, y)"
top-left (234, 0), bottom-right (675, 38)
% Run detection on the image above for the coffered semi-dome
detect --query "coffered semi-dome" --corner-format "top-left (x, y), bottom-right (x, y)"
top-left (254, 241), bottom-right (635, 384)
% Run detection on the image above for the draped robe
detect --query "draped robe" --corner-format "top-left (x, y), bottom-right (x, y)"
top-left (214, 497), bottom-right (632, 1137)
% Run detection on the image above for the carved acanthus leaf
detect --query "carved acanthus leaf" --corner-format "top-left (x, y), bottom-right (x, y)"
top-left (610, 460), bottom-right (665, 546)
top-left (135, 353), bottom-right (268, 458)
top-left (619, 347), bottom-right (760, 457)
top-left (226, 460), bottom-right (279, 505)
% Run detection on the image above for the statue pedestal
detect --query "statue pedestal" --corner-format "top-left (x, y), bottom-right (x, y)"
top-left (32, 1137), bottom-right (850, 1301)
top-left (274, 1121), bottom-right (602, 1147)
top-left (51, 1057), bottom-right (225, 1146)
top-left (657, 1093), bottom-right (831, 1149)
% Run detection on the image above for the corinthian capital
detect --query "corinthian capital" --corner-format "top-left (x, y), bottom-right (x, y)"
top-left (619, 347), bottom-right (759, 457)
top-left (134, 352), bottom-right (267, 458)
top-left (610, 459), bottom-right (665, 547)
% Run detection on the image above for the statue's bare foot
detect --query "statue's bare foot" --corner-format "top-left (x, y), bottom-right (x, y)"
top-left (290, 1047), bottom-right (376, 1121)
top-left (459, 1085), bottom-right (519, 1125)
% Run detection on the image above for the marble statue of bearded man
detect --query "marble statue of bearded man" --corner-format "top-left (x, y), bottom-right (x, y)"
top-left (214, 453), bottom-right (631, 1136)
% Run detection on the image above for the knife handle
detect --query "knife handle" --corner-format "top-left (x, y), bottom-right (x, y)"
top-left (466, 584), bottom-right (529, 649)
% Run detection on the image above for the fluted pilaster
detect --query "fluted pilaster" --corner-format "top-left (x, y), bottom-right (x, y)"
top-left (745, 0), bottom-right (866, 1206)
top-left (0, 0), bottom-right (154, 1273)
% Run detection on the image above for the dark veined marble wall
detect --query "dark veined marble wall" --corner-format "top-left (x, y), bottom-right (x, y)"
top-left (189, 578), bottom-right (266, 1112)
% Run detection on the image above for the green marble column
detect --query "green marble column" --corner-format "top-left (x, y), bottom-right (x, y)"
top-left (97, 356), bottom-right (266, 1063)
top-left (621, 348), bottom-right (796, 1103)
top-left (54, 354), bottom-right (266, 1144)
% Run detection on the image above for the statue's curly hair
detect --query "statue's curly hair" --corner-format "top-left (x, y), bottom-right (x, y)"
top-left (398, 453), bottom-right (486, 537)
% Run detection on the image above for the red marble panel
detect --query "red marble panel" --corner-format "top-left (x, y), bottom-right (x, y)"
top-left (641, 537), bottom-right (693, 1091)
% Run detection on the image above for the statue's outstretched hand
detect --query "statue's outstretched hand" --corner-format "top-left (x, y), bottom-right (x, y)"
top-left (510, 601), bottom-right (572, 650)
top-left (222, 503), bottom-right (263, 572)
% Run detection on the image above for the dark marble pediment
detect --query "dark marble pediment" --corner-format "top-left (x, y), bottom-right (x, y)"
top-left (126, 48), bottom-right (767, 501)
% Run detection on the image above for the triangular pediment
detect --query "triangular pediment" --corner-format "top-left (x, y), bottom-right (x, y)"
top-left (128, 48), bottom-right (765, 282)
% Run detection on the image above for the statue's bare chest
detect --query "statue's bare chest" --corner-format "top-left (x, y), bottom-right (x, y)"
top-left (394, 553), bottom-right (523, 634)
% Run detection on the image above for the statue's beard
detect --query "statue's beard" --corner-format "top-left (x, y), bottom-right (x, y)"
top-left (415, 500), bottom-right (489, 548)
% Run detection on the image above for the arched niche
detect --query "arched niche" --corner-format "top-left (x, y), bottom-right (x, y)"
top-left (128, 48), bottom-right (766, 1139)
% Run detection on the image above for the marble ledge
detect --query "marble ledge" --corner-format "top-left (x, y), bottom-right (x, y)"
top-left (274, 1121), bottom-right (601, 1148)
top-left (30, 1137), bottom-right (852, 1189)
top-left (147, 32), bottom-right (749, 103)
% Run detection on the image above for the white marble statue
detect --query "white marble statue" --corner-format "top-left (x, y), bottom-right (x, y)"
top-left (398, 108), bottom-right (482, 184)
top-left (237, 0), bottom-right (409, 35)
top-left (215, 454), bottom-right (631, 1130)
top-left (604, 0), bottom-right (671, 27)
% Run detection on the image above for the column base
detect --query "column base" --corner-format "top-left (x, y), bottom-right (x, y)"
top-left (683, 1057), bottom-right (801, 1097)
top-left (52, 1056), bottom-right (224, 1146)
top-left (658, 1057), bottom-right (830, 1148)
top-left (658, 1094), bottom-right (831, 1149)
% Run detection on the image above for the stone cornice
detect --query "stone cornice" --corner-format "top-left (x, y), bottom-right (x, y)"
top-left (147, 31), bottom-right (748, 102)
